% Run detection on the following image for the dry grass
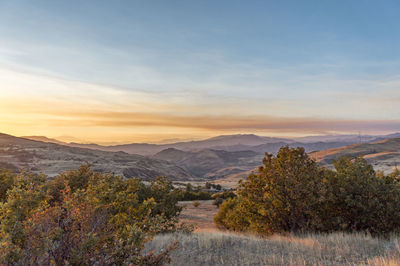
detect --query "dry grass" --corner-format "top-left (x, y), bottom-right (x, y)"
top-left (178, 200), bottom-right (218, 232)
top-left (146, 231), bottom-right (400, 265)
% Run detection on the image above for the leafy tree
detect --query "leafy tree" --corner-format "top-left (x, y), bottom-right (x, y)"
top-left (215, 147), bottom-right (400, 236)
top-left (322, 157), bottom-right (400, 234)
top-left (233, 146), bottom-right (325, 234)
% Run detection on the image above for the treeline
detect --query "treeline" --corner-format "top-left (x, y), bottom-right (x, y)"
top-left (0, 165), bottom-right (186, 265)
top-left (215, 146), bottom-right (400, 236)
top-left (175, 182), bottom-right (232, 201)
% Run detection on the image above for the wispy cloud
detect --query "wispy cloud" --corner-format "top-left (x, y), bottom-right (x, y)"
top-left (1, 64), bottom-right (400, 141)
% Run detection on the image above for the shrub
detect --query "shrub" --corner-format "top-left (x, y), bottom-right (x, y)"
top-left (212, 191), bottom-right (236, 200)
top-left (213, 197), bottom-right (224, 207)
top-left (321, 157), bottom-right (400, 234)
top-left (214, 198), bottom-right (248, 231)
top-left (215, 146), bottom-right (400, 236)
top-left (176, 190), bottom-right (213, 201)
top-left (0, 166), bottom-right (183, 265)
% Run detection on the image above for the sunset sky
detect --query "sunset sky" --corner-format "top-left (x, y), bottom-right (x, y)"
top-left (1, 1), bottom-right (400, 144)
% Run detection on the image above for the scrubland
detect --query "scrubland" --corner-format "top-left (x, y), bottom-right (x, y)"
top-left (146, 231), bottom-right (400, 265)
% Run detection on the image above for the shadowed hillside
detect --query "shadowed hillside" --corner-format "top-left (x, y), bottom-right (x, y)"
top-left (153, 148), bottom-right (263, 179)
top-left (23, 133), bottom-right (374, 156)
top-left (0, 133), bottom-right (194, 180)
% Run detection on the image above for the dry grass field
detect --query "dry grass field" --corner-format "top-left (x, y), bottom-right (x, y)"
top-left (178, 200), bottom-right (219, 232)
top-left (165, 200), bottom-right (400, 265)
top-left (146, 232), bottom-right (400, 265)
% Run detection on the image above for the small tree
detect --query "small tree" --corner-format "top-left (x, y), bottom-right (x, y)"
top-left (234, 146), bottom-right (325, 234)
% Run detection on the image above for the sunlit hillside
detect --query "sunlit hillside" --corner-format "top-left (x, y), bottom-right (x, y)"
top-left (310, 137), bottom-right (400, 173)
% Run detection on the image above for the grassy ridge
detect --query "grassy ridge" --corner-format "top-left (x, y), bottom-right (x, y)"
top-left (146, 232), bottom-right (400, 265)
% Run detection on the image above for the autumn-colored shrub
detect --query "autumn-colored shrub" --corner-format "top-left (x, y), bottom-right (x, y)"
top-left (0, 165), bottom-right (184, 265)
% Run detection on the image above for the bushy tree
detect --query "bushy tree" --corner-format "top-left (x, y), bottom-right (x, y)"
top-left (233, 146), bottom-right (325, 234)
top-left (215, 146), bottom-right (400, 236)
top-left (321, 157), bottom-right (400, 234)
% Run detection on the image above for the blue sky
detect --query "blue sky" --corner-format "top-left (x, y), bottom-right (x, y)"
top-left (0, 1), bottom-right (399, 143)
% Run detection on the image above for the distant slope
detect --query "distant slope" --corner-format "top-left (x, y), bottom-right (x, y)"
top-left (0, 133), bottom-right (194, 180)
top-left (294, 132), bottom-right (400, 143)
top-left (153, 148), bottom-right (263, 179)
top-left (64, 135), bottom-right (354, 156)
top-left (20, 133), bottom-right (400, 156)
top-left (250, 141), bottom-right (352, 154)
top-left (65, 134), bottom-right (293, 156)
top-left (310, 137), bottom-right (400, 173)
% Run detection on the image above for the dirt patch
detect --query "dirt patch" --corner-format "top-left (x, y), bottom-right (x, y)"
top-left (178, 200), bottom-right (219, 232)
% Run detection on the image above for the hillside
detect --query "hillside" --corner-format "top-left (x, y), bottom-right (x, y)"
top-left (66, 134), bottom-right (292, 156)
top-left (16, 133), bottom-right (400, 179)
top-left (310, 137), bottom-right (400, 173)
top-left (153, 148), bottom-right (263, 179)
top-left (0, 133), bottom-right (194, 180)
top-left (23, 133), bottom-right (400, 156)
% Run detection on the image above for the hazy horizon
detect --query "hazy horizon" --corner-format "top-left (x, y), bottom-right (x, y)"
top-left (7, 131), bottom-right (398, 146)
top-left (1, 1), bottom-right (399, 143)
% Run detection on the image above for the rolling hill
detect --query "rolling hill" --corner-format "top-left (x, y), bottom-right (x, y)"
top-left (67, 134), bottom-right (293, 156)
top-left (22, 133), bottom-right (371, 156)
top-left (0, 133), bottom-right (195, 180)
top-left (153, 148), bottom-right (263, 179)
top-left (14, 133), bottom-right (400, 180)
top-left (310, 137), bottom-right (400, 173)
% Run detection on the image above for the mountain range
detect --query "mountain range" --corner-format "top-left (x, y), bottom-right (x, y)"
top-left (22, 133), bottom-right (400, 156)
top-left (1, 132), bottom-right (398, 182)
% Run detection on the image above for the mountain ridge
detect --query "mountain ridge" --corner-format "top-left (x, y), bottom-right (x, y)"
top-left (21, 132), bottom-right (400, 156)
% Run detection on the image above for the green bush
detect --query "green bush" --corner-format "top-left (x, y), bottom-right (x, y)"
top-left (212, 191), bottom-right (236, 200)
top-left (176, 190), bottom-right (213, 201)
top-left (213, 197), bottom-right (224, 207)
top-left (214, 146), bottom-right (400, 236)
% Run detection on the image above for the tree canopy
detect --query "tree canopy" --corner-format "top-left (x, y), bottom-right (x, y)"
top-left (215, 146), bottom-right (400, 236)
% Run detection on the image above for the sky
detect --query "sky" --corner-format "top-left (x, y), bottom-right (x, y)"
top-left (0, 0), bottom-right (400, 144)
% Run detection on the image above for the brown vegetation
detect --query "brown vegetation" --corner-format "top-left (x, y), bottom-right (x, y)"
top-left (146, 231), bottom-right (400, 265)
top-left (0, 165), bottom-right (186, 265)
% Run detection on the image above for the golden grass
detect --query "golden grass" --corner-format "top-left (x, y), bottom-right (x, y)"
top-left (146, 231), bottom-right (400, 265)
top-left (178, 200), bottom-right (219, 232)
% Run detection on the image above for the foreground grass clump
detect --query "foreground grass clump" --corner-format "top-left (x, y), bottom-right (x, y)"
top-left (146, 231), bottom-right (400, 265)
